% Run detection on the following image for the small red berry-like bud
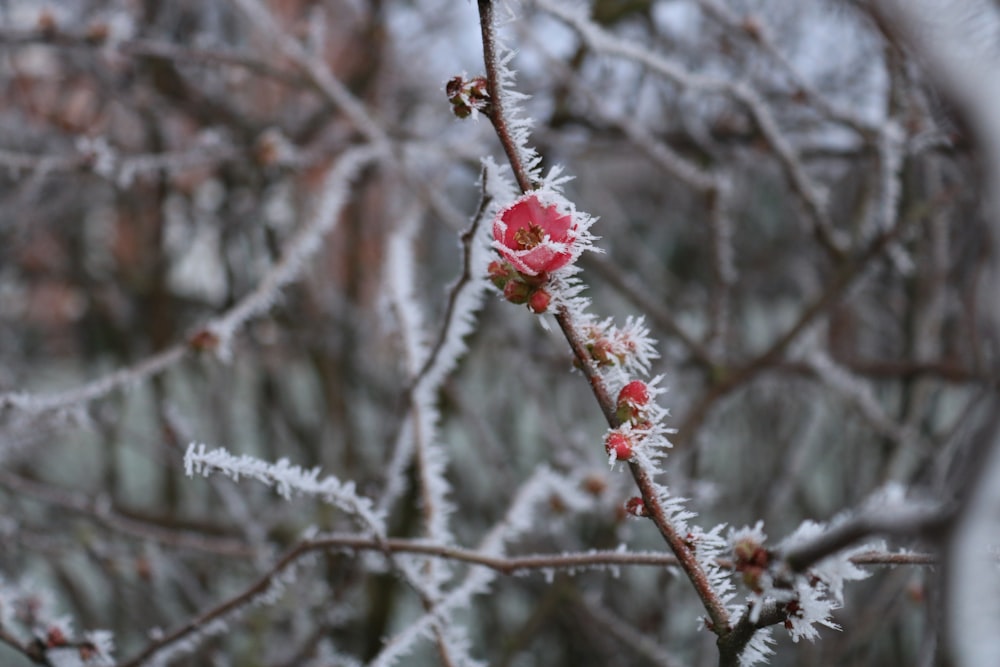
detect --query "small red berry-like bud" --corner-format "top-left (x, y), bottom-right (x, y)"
top-left (625, 496), bottom-right (647, 517)
top-left (487, 260), bottom-right (512, 289)
top-left (549, 493), bottom-right (568, 514)
top-left (604, 431), bottom-right (633, 461)
top-left (502, 280), bottom-right (531, 304)
top-left (618, 380), bottom-right (650, 407)
top-left (528, 288), bottom-right (551, 314)
top-left (735, 539), bottom-right (770, 569)
top-left (616, 380), bottom-right (650, 422)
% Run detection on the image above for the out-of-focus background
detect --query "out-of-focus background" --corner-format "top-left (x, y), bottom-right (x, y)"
top-left (0, 1), bottom-right (994, 665)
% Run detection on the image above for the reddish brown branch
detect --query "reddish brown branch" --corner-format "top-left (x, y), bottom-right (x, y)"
top-left (477, 0), bottom-right (537, 193)
top-left (476, 0), bottom-right (731, 637)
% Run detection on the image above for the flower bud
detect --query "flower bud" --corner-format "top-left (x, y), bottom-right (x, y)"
top-left (625, 496), bottom-right (647, 517)
top-left (487, 260), bottom-right (513, 289)
top-left (528, 288), bottom-right (551, 314)
top-left (447, 75), bottom-right (491, 119)
top-left (733, 536), bottom-right (770, 593)
top-left (188, 329), bottom-right (220, 351)
top-left (502, 279), bottom-right (531, 305)
top-left (616, 380), bottom-right (650, 422)
top-left (604, 431), bottom-right (633, 461)
top-left (588, 338), bottom-right (615, 366)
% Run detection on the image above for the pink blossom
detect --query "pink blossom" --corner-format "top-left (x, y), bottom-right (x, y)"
top-left (492, 193), bottom-right (577, 276)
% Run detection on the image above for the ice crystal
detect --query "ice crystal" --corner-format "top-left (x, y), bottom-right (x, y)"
top-left (739, 627), bottom-right (775, 667)
top-left (726, 516), bottom-right (875, 658)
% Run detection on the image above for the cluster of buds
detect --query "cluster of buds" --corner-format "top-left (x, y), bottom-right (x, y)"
top-left (603, 380), bottom-right (656, 464)
top-left (446, 75), bottom-right (490, 119)
top-left (489, 193), bottom-right (580, 314)
top-left (28, 622), bottom-right (107, 665)
top-left (733, 533), bottom-right (771, 594)
top-left (583, 322), bottom-right (639, 368)
top-left (488, 260), bottom-right (552, 313)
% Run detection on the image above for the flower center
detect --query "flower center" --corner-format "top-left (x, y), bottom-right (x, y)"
top-left (513, 223), bottom-right (545, 250)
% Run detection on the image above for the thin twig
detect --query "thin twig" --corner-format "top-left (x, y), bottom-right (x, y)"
top-left (413, 169), bottom-right (493, 386)
top-left (478, 0), bottom-right (537, 193)
top-left (0, 471), bottom-right (255, 557)
top-left (116, 529), bottom-right (939, 666)
top-left (674, 218), bottom-right (911, 445)
top-left (782, 506), bottom-right (953, 574)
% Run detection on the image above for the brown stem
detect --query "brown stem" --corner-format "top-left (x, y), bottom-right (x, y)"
top-left (476, 0), bottom-right (732, 638)
top-left (478, 0), bottom-right (537, 193)
top-left (629, 463), bottom-right (733, 632)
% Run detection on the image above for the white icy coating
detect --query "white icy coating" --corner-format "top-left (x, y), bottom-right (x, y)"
top-left (184, 443), bottom-right (385, 535)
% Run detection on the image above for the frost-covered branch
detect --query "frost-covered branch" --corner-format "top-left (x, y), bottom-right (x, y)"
top-left (477, 0), bottom-right (539, 193)
top-left (229, 0), bottom-right (390, 150)
top-left (207, 145), bottom-right (380, 350)
top-left (694, 0), bottom-right (878, 136)
top-left (369, 467), bottom-right (596, 667)
top-left (535, 0), bottom-right (844, 257)
top-left (476, 0), bottom-right (733, 637)
top-left (0, 470), bottom-right (254, 557)
top-left (117, 540), bottom-right (319, 667)
top-left (0, 25), bottom-right (308, 88)
top-left (781, 505), bottom-right (950, 574)
top-left (0, 145), bottom-right (377, 416)
top-left (184, 443), bottom-right (385, 535)
top-left (0, 574), bottom-right (115, 667)
top-left (412, 168), bottom-right (495, 389)
top-left (675, 218), bottom-right (910, 444)
top-left (0, 346), bottom-right (186, 415)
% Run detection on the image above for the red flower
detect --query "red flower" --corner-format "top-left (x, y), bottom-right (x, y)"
top-left (493, 193), bottom-right (577, 276)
